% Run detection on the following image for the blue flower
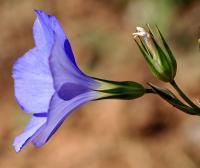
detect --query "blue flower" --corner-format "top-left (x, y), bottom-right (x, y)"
top-left (12, 10), bottom-right (145, 152)
top-left (12, 10), bottom-right (101, 152)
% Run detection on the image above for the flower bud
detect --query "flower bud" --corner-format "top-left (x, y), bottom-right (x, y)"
top-left (133, 25), bottom-right (177, 82)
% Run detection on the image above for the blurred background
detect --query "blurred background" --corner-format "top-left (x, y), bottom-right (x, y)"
top-left (1, 0), bottom-right (200, 167)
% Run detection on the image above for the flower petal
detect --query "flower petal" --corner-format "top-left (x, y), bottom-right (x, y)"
top-left (13, 115), bottom-right (47, 152)
top-left (32, 91), bottom-right (97, 147)
top-left (58, 83), bottom-right (90, 100)
top-left (49, 32), bottom-right (99, 92)
top-left (35, 10), bottom-right (78, 67)
top-left (12, 48), bottom-right (54, 113)
top-left (33, 10), bottom-right (54, 50)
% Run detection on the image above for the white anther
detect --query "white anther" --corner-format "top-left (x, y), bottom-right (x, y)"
top-left (132, 27), bottom-right (150, 42)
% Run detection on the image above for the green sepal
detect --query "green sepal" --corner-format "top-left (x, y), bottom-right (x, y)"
top-left (135, 39), bottom-right (168, 82)
top-left (92, 77), bottom-right (145, 100)
top-left (147, 25), bottom-right (173, 82)
top-left (156, 26), bottom-right (177, 78)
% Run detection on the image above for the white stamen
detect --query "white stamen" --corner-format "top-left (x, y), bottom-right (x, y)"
top-left (132, 26), bottom-right (150, 42)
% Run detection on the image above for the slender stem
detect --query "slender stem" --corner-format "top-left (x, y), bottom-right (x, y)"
top-left (145, 88), bottom-right (156, 94)
top-left (170, 80), bottom-right (200, 110)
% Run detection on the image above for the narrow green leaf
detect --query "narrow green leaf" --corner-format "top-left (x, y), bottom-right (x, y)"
top-left (149, 83), bottom-right (198, 115)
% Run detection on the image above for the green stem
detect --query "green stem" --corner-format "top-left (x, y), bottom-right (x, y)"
top-left (170, 80), bottom-right (200, 110)
top-left (145, 88), bottom-right (156, 94)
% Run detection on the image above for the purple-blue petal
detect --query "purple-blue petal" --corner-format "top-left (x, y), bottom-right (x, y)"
top-left (13, 115), bottom-right (46, 152)
top-left (64, 39), bottom-right (78, 69)
top-left (33, 11), bottom-right (54, 50)
top-left (12, 48), bottom-right (54, 113)
top-left (35, 10), bottom-right (77, 68)
top-left (33, 112), bottom-right (48, 118)
top-left (49, 32), bottom-right (99, 92)
top-left (32, 91), bottom-right (97, 147)
top-left (58, 83), bottom-right (90, 100)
